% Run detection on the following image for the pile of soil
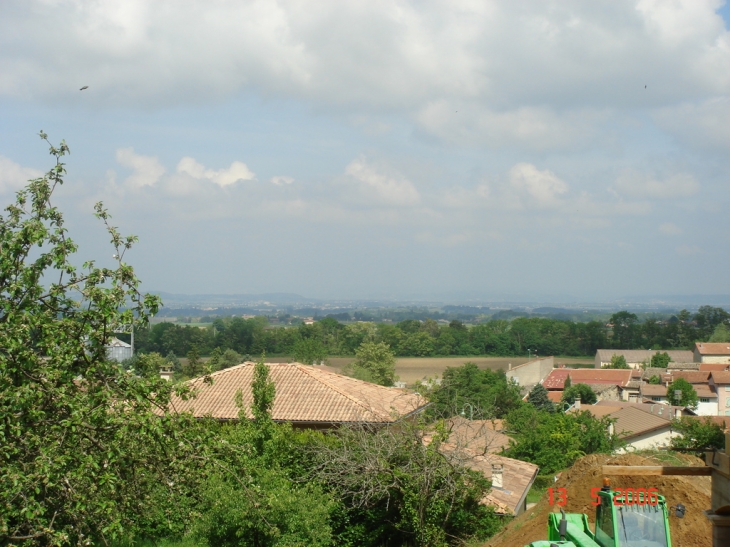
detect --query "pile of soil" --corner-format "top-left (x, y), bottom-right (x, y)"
top-left (483, 452), bottom-right (712, 547)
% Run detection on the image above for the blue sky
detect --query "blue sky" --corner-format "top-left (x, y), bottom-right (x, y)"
top-left (1, 1), bottom-right (730, 302)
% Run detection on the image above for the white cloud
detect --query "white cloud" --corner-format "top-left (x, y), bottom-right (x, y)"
top-left (654, 97), bottom-right (730, 150)
top-left (115, 147), bottom-right (165, 188)
top-left (270, 176), bottom-right (294, 185)
top-left (177, 157), bottom-right (255, 187)
top-left (508, 163), bottom-right (568, 207)
top-left (345, 156), bottom-right (420, 206)
top-left (614, 170), bottom-right (699, 199)
top-left (659, 222), bottom-right (682, 235)
top-left (0, 155), bottom-right (42, 194)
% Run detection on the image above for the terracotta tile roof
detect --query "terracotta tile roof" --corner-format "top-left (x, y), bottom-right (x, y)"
top-left (436, 442), bottom-right (539, 516)
top-left (700, 363), bottom-right (730, 372)
top-left (695, 342), bottom-right (730, 355)
top-left (168, 362), bottom-right (428, 424)
top-left (575, 405), bottom-right (622, 418)
top-left (547, 391), bottom-right (563, 402)
top-left (593, 400), bottom-right (692, 418)
top-left (693, 384), bottom-right (717, 398)
top-left (582, 405), bottom-right (671, 439)
top-left (641, 384), bottom-right (668, 397)
top-left (666, 371), bottom-right (711, 384)
top-left (711, 371), bottom-right (730, 385)
top-left (442, 416), bottom-right (511, 454)
top-left (543, 369), bottom-right (632, 390)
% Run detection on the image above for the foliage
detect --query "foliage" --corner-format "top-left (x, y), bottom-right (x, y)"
top-left (310, 421), bottom-right (503, 547)
top-left (709, 324), bottom-right (730, 343)
top-left (650, 351), bottom-right (671, 368)
top-left (184, 345), bottom-right (203, 377)
top-left (343, 341), bottom-right (397, 386)
top-left (671, 417), bottom-right (726, 451)
top-left (605, 354), bottom-right (629, 369)
top-left (292, 336), bottom-right (327, 365)
top-left (427, 362), bottom-right (523, 419)
top-left (503, 406), bottom-right (620, 475)
top-left (667, 377), bottom-right (699, 409)
top-left (562, 383), bottom-right (598, 406)
top-left (648, 375), bottom-right (661, 385)
top-left (0, 134), bottom-right (197, 546)
top-left (563, 374), bottom-right (572, 389)
top-left (527, 383), bottom-right (555, 413)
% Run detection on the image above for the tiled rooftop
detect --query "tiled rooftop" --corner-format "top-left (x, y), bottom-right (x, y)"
top-left (695, 342), bottom-right (730, 355)
top-left (168, 362), bottom-right (428, 424)
top-left (543, 369), bottom-right (633, 390)
top-left (442, 416), bottom-right (511, 454)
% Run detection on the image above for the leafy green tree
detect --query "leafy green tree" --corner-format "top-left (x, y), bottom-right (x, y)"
top-left (504, 407), bottom-right (619, 474)
top-left (610, 311), bottom-right (639, 348)
top-left (292, 336), bottom-right (327, 364)
top-left (709, 324), bottom-right (730, 343)
top-left (694, 305), bottom-right (730, 340)
top-left (185, 344), bottom-right (203, 377)
top-left (650, 351), bottom-right (671, 368)
top-left (667, 377), bottom-right (699, 409)
top-left (398, 331), bottom-right (436, 356)
top-left (344, 341), bottom-right (397, 386)
top-left (166, 350), bottom-right (182, 374)
top-left (527, 383), bottom-right (555, 413)
top-left (564, 374), bottom-right (572, 389)
top-left (428, 362), bottom-right (522, 419)
top-left (0, 133), bottom-right (195, 546)
top-left (562, 383), bottom-right (598, 406)
top-left (648, 375), bottom-right (661, 385)
top-left (606, 354), bottom-right (630, 369)
top-left (671, 417), bottom-right (726, 451)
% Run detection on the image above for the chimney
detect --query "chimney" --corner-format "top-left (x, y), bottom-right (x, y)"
top-left (675, 408), bottom-right (682, 419)
top-left (608, 422), bottom-right (615, 436)
top-left (491, 464), bottom-right (504, 489)
top-left (575, 397), bottom-right (581, 410)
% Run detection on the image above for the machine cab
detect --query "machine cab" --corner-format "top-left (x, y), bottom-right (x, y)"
top-left (594, 488), bottom-right (670, 547)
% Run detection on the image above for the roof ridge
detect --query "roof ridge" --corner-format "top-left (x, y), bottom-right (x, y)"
top-left (187, 361), bottom-right (253, 385)
top-left (295, 364), bottom-right (389, 420)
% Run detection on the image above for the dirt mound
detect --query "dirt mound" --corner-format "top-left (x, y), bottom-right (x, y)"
top-left (483, 452), bottom-right (711, 547)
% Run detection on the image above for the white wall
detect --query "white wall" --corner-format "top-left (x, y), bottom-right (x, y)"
top-left (696, 399), bottom-right (719, 416)
top-left (506, 356), bottom-right (554, 386)
top-left (616, 427), bottom-right (677, 453)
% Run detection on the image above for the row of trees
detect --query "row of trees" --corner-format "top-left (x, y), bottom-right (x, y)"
top-left (135, 305), bottom-right (730, 362)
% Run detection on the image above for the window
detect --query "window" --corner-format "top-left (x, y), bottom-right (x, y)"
top-left (725, 385), bottom-right (730, 391)
top-left (700, 398), bottom-right (710, 403)
top-left (726, 398), bottom-right (730, 408)
top-left (651, 397), bottom-right (662, 402)
top-left (726, 410), bottom-right (730, 416)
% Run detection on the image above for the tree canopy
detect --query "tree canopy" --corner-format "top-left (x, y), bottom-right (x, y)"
top-left (561, 383), bottom-right (598, 406)
top-left (667, 377), bottom-right (699, 409)
top-left (343, 341), bottom-right (397, 386)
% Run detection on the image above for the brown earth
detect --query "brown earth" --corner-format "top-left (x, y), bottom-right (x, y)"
top-left (483, 453), bottom-right (711, 547)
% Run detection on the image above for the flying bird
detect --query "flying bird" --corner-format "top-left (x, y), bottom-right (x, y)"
top-left (79, 86), bottom-right (88, 91)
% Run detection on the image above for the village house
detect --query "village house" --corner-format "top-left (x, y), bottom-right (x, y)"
top-left (694, 342), bottom-right (730, 364)
top-left (710, 371), bottom-right (730, 417)
top-left (167, 362), bottom-right (429, 428)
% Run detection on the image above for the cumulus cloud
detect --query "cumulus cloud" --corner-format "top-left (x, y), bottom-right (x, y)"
top-left (345, 157), bottom-right (420, 206)
top-left (270, 176), bottom-right (294, 185)
top-left (177, 157), bottom-right (256, 187)
top-left (614, 170), bottom-right (699, 199)
top-left (115, 148), bottom-right (165, 188)
top-left (2, 1), bottom-right (729, 148)
top-left (508, 163), bottom-right (568, 208)
top-left (0, 155), bottom-right (42, 194)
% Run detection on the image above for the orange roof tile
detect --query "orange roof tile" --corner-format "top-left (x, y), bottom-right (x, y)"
top-left (695, 342), bottom-right (730, 355)
top-left (711, 371), bottom-right (730, 385)
top-left (168, 362), bottom-right (428, 424)
top-left (666, 371), bottom-right (711, 384)
top-left (442, 416), bottom-right (511, 454)
top-left (699, 363), bottom-right (730, 372)
top-left (547, 391), bottom-right (563, 402)
top-left (543, 369), bottom-right (632, 390)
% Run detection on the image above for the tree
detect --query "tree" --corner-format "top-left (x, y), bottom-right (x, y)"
top-left (605, 354), bottom-right (629, 369)
top-left (185, 344), bottom-right (203, 377)
top-left (564, 374), bottom-right (572, 389)
top-left (648, 375), bottom-right (661, 385)
top-left (671, 417), bottom-right (726, 451)
top-left (709, 324), bottom-right (730, 343)
top-left (667, 377), bottom-right (699, 409)
top-left (292, 336), bottom-right (327, 364)
top-left (650, 351), bottom-right (671, 368)
top-left (609, 311), bottom-right (639, 348)
top-left (527, 383), bottom-right (555, 412)
top-left (344, 341), bottom-right (397, 386)
top-left (0, 133), bottom-right (193, 546)
top-left (562, 383), bottom-right (598, 406)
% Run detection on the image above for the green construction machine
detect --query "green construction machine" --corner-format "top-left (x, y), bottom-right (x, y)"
top-left (524, 480), bottom-right (682, 547)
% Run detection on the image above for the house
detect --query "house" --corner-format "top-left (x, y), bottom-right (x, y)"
top-left (543, 369), bottom-right (633, 391)
top-left (167, 362), bottom-right (429, 428)
top-left (710, 371), bottom-right (730, 417)
top-left (594, 349), bottom-right (693, 369)
top-left (699, 363), bottom-right (730, 372)
top-left (577, 403), bottom-right (682, 451)
top-left (693, 342), bottom-right (730, 364)
top-left (442, 416), bottom-right (511, 455)
top-left (505, 356), bottom-right (554, 389)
